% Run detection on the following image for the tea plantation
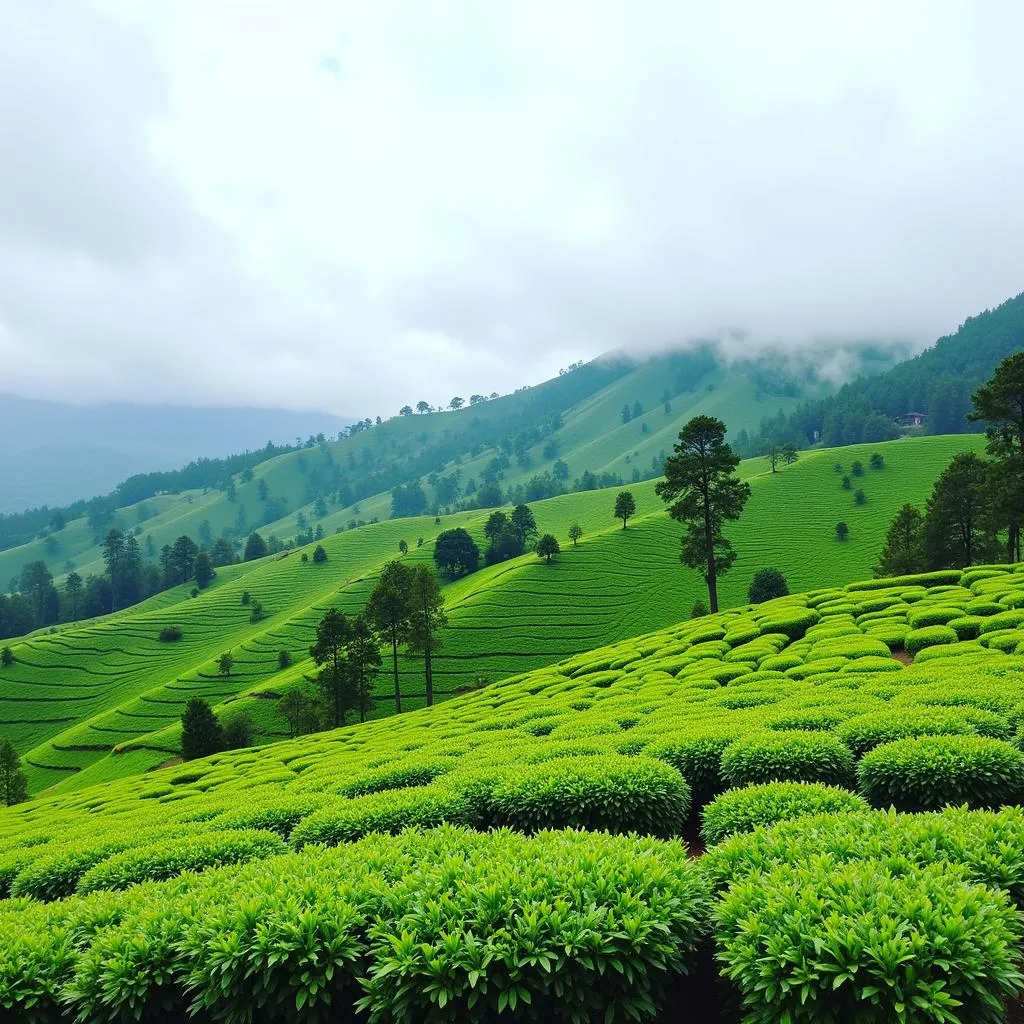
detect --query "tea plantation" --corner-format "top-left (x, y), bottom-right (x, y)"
top-left (2, 435), bottom-right (981, 796)
top-left (5, 563), bottom-right (1024, 1020)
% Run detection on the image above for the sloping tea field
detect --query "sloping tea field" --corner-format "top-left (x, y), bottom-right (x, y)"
top-left (4, 563), bottom-right (1024, 1020)
top-left (1, 435), bottom-right (982, 794)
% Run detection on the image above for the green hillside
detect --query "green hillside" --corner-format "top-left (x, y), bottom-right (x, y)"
top-left (0, 348), bottom-right (834, 594)
top-left (3, 564), bottom-right (1024, 1020)
top-left (0, 434), bottom-right (981, 795)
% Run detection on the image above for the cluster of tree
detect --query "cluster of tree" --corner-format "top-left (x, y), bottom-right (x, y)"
top-left (483, 504), bottom-right (537, 565)
top-left (390, 482), bottom-right (428, 518)
top-left (180, 697), bottom-right (255, 761)
top-left (740, 291), bottom-right (1024, 453)
top-left (875, 354), bottom-right (1024, 574)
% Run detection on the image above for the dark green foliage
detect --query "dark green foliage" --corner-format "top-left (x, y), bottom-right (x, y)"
top-left (276, 649), bottom-right (292, 669)
top-left (310, 608), bottom-right (352, 728)
top-left (851, 459), bottom-right (864, 476)
top-left (568, 521), bottom-right (583, 546)
top-left (870, 452), bottom-right (885, 469)
top-left (837, 708), bottom-right (981, 757)
top-left (923, 452), bottom-right (996, 568)
top-left (406, 567), bottom-right (446, 706)
top-left (248, 599), bottom-right (265, 622)
top-left (311, 544), bottom-right (327, 563)
top-left (720, 731), bottom-right (856, 789)
top-left (700, 782), bottom-right (868, 845)
top-left (835, 521), bottom-right (849, 540)
top-left (536, 533), bottom-right (560, 563)
top-left (0, 740), bottom-right (27, 806)
top-left (841, 474), bottom-right (851, 489)
top-left (276, 686), bottom-right (320, 738)
top-left (747, 568), bottom-right (789, 604)
top-left (491, 756), bottom-right (691, 837)
top-left (242, 531), bottom-right (267, 561)
top-left (193, 551), bottom-right (214, 590)
top-left (1, 646), bottom-right (12, 666)
top-left (657, 416), bottom-right (750, 613)
top-left (647, 726), bottom-right (747, 806)
top-left (716, 857), bottom-right (1023, 1024)
top-left (157, 626), bottom-right (182, 642)
top-left (366, 560), bottom-right (414, 714)
top-left (858, 735), bottom-right (1024, 811)
top-left (875, 503), bottom-right (926, 576)
top-left (854, 488), bottom-right (866, 505)
top-left (180, 698), bottom-right (223, 761)
top-left (613, 490), bottom-right (636, 528)
top-left (390, 481), bottom-right (427, 518)
top-left (240, 589), bottom-right (250, 605)
top-left (218, 651), bottom-right (235, 675)
top-left (301, 552), bottom-right (308, 562)
top-left (690, 600), bottom-right (709, 618)
top-left (222, 713), bottom-right (254, 750)
top-left (433, 527), bottom-right (480, 579)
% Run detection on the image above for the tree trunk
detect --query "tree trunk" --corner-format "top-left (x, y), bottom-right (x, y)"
top-left (392, 630), bottom-right (401, 713)
top-left (424, 641), bottom-right (433, 707)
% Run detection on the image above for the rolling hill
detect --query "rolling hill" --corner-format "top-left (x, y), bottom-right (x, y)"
top-left (3, 561), bottom-right (1024, 1021)
top-left (0, 433), bottom-right (982, 796)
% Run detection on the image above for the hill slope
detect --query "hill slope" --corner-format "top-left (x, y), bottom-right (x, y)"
top-left (0, 434), bottom-right (982, 794)
top-left (2, 563), bottom-right (1024, 1020)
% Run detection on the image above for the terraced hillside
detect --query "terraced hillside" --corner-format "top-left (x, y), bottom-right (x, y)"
top-left (0, 435), bottom-right (982, 795)
top-left (0, 348), bottom-right (840, 590)
top-left (4, 564), bottom-right (1024, 1021)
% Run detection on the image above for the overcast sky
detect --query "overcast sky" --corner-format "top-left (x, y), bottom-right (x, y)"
top-left (1, 1), bottom-right (1023, 417)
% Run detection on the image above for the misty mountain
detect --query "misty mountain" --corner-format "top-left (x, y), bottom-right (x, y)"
top-left (0, 397), bottom-right (351, 513)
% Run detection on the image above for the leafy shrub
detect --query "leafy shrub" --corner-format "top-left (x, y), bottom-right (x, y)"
top-left (157, 626), bottom-right (183, 642)
top-left (907, 605), bottom-right (963, 628)
top-left (240, 590), bottom-right (250, 605)
top-left (837, 708), bottom-right (979, 757)
top-left (755, 607), bottom-right (819, 640)
top-left (221, 713), bottom-right (254, 750)
top-left (720, 731), bottom-right (855, 789)
top-left (312, 544), bottom-right (327, 563)
top-left (491, 756), bottom-right (690, 838)
top-left (859, 736), bottom-right (1024, 811)
top-left (700, 782), bottom-right (868, 845)
top-left (335, 758), bottom-right (453, 798)
top-left (76, 830), bottom-right (286, 894)
top-left (277, 650), bottom-right (292, 669)
top-left (905, 624), bottom-right (958, 655)
top-left (715, 858), bottom-right (1023, 1023)
top-left (980, 609), bottom-right (1024, 633)
top-left (748, 568), bottom-right (789, 604)
top-left (290, 788), bottom-right (469, 848)
top-left (647, 724), bottom-right (747, 805)
top-left (948, 614), bottom-right (986, 639)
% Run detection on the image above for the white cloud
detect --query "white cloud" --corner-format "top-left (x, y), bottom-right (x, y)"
top-left (1, 0), bottom-right (1023, 416)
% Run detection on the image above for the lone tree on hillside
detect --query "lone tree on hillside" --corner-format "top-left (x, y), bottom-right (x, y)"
top-left (399, 405), bottom-right (413, 416)
top-left (870, 453), bottom-right (885, 469)
top-left (568, 522), bottom-right (583, 546)
top-left (614, 491), bottom-right (636, 528)
top-left (835, 522), bottom-right (850, 541)
top-left (416, 401), bottom-right (430, 414)
top-left (310, 608), bottom-right (352, 728)
top-left (433, 528), bottom-right (480, 579)
top-left (449, 396), bottom-right (464, 410)
top-left (748, 568), bottom-right (789, 604)
top-left (406, 566), bottom-right (447, 706)
top-left (312, 544), bottom-right (328, 563)
top-left (656, 416), bottom-right (751, 613)
top-left (398, 539), bottom-right (408, 556)
top-left (181, 698), bottom-right (223, 761)
top-left (851, 460), bottom-right (864, 477)
top-left (969, 352), bottom-right (1024, 562)
top-left (536, 534), bottom-right (560, 563)
top-left (366, 560), bottom-right (414, 714)
top-left (875, 504), bottom-right (926, 577)
top-left (243, 531), bottom-right (268, 561)
top-left (0, 741), bottom-right (27, 805)
top-left (510, 504), bottom-right (538, 547)
top-left (782, 443), bottom-right (799, 467)
top-left (922, 452), bottom-right (995, 568)
top-left (1, 647), bottom-right (12, 667)
top-left (218, 651), bottom-right (234, 676)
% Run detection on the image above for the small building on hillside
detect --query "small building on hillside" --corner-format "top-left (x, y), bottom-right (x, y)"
top-left (897, 411), bottom-right (926, 427)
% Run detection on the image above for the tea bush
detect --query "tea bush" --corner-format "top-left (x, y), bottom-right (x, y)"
top-left (858, 735), bottom-right (1024, 812)
top-left (836, 708), bottom-right (979, 757)
top-left (715, 857), bottom-right (1023, 1023)
top-left (700, 781), bottom-right (868, 845)
top-left (719, 731), bottom-right (856, 789)
top-left (905, 624), bottom-right (959, 655)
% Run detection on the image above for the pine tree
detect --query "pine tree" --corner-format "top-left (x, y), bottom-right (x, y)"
top-left (180, 698), bottom-right (223, 760)
top-left (923, 453), bottom-right (995, 568)
top-left (875, 504), bottom-right (926, 576)
top-left (657, 416), bottom-right (751, 613)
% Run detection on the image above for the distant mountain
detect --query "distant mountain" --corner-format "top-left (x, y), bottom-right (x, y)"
top-left (0, 396), bottom-right (351, 512)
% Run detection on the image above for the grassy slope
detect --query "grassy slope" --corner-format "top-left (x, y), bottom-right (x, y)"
top-left (0, 354), bottom-right (812, 589)
top-left (0, 434), bottom-right (980, 795)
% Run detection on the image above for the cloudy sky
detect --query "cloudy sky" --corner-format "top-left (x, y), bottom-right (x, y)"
top-left (1, 1), bottom-right (1023, 417)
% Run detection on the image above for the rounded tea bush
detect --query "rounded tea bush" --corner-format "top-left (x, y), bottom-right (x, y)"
top-left (491, 755), bottom-right (691, 838)
top-left (719, 731), bottom-right (856, 790)
top-left (859, 735), bottom-right (1024, 812)
top-left (715, 857), bottom-right (1024, 1024)
top-left (837, 708), bottom-right (978, 757)
top-left (904, 624), bottom-right (958, 656)
top-left (700, 781), bottom-right (868, 846)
